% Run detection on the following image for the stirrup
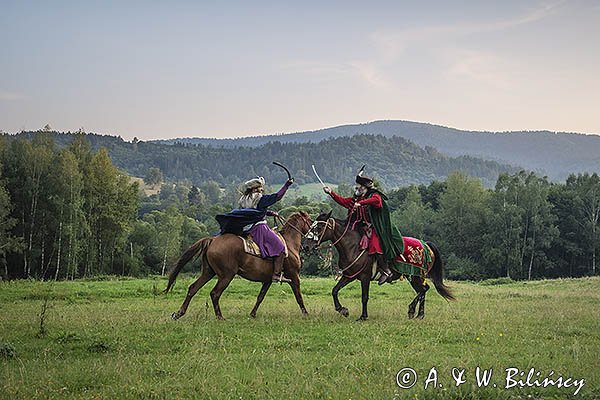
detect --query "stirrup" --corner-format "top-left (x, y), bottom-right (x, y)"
top-left (378, 270), bottom-right (392, 285)
top-left (272, 273), bottom-right (291, 284)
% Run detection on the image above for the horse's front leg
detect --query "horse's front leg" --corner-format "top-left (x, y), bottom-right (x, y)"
top-left (357, 274), bottom-right (370, 321)
top-left (288, 272), bottom-right (308, 315)
top-left (332, 275), bottom-right (353, 317)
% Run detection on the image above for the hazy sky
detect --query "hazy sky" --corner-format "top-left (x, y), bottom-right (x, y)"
top-left (1, 0), bottom-right (599, 140)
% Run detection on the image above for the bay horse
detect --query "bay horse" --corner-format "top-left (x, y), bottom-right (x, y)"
top-left (165, 211), bottom-right (312, 320)
top-left (304, 212), bottom-right (454, 320)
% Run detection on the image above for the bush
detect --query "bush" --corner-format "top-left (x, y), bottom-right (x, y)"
top-left (479, 277), bottom-right (515, 286)
top-left (0, 342), bottom-right (16, 358)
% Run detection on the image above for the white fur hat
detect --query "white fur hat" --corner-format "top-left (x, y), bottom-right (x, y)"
top-left (244, 176), bottom-right (265, 190)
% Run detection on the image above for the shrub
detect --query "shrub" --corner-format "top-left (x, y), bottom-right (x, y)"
top-left (0, 342), bottom-right (16, 358)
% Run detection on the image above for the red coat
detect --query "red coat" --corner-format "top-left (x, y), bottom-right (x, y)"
top-left (330, 191), bottom-right (384, 255)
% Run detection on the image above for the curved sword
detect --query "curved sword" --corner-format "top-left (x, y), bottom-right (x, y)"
top-left (272, 161), bottom-right (292, 181)
top-left (311, 164), bottom-right (326, 187)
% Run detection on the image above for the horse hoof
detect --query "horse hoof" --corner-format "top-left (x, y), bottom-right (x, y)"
top-left (357, 316), bottom-right (368, 321)
top-left (249, 312), bottom-right (257, 318)
top-left (216, 315), bottom-right (225, 321)
top-left (339, 308), bottom-right (349, 317)
top-left (171, 312), bottom-right (181, 320)
top-left (301, 310), bottom-right (309, 316)
top-left (416, 314), bottom-right (425, 320)
top-left (408, 312), bottom-right (415, 319)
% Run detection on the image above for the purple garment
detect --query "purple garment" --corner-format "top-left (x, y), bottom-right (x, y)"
top-left (249, 182), bottom-right (291, 257)
top-left (249, 222), bottom-right (286, 257)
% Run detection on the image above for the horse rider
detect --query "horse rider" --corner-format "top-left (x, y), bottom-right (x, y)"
top-left (216, 176), bottom-right (294, 283)
top-left (323, 167), bottom-right (404, 285)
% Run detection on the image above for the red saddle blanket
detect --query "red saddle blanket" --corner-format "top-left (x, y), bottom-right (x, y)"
top-left (391, 237), bottom-right (431, 276)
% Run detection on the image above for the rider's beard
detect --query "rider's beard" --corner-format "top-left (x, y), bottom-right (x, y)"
top-left (238, 192), bottom-right (263, 208)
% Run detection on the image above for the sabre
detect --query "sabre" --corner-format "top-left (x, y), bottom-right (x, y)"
top-left (311, 164), bottom-right (326, 187)
top-left (272, 161), bottom-right (292, 181)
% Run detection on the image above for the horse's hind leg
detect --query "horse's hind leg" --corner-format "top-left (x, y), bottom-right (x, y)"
top-left (210, 274), bottom-right (235, 320)
top-left (408, 276), bottom-right (429, 320)
top-left (408, 276), bottom-right (423, 319)
top-left (288, 272), bottom-right (308, 315)
top-left (250, 281), bottom-right (272, 318)
top-left (408, 292), bottom-right (419, 319)
top-left (172, 266), bottom-right (216, 320)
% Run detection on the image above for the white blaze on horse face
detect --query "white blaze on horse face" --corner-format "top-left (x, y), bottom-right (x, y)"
top-left (306, 220), bottom-right (328, 242)
top-left (305, 221), bottom-right (319, 241)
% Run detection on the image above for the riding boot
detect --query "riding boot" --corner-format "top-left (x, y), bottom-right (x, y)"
top-left (376, 254), bottom-right (393, 285)
top-left (272, 253), bottom-right (291, 283)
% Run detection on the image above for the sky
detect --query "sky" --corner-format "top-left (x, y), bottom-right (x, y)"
top-left (1, 0), bottom-right (599, 140)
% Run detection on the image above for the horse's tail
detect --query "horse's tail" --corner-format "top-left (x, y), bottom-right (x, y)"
top-left (164, 237), bottom-right (213, 294)
top-left (426, 241), bottom-right (455, 301)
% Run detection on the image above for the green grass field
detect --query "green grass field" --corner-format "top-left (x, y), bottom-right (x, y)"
top-left (1, 276), bottom-right (599, 399)
top-left (286, 183), bottom-right (334, 202)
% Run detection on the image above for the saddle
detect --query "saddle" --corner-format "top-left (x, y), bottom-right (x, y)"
top-left (239, 230), bottom-right (288, 258)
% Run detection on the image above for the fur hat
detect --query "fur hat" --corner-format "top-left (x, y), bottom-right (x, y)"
top-left (355, 165), bottom-right (374, 188)
top-left (244, 176), bottom-right (265, 190)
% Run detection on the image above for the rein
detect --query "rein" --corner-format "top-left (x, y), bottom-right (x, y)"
top-left (310, 217), bottom-right (369, 279)
top-left (339, 248), bottom-right (368, 278)
top-left (331, 217), bottom-right (353, 247)
top-left (310, 216), bottom-right (354, 249)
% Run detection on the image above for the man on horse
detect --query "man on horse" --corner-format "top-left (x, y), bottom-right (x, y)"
top-left (216, 176), bottom-right (294, 283)
top-left (323, 167), bottom-right (404, 285)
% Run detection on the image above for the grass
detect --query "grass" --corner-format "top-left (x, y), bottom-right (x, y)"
top-left (286, 183), bottom-right (335, 202)
top-left (129, 176), bottom-right (160, 196)
top-left (1, 276), bottom-right (599, 399)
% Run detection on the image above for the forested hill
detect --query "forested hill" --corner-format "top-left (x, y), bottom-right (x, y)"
top-left (155, 120), bottom-right (600, 180)
top-left (7, 131), bottom-right (517, 188)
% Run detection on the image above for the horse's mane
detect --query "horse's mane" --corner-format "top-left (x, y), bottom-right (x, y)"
top-left (279, 211), bottom-right (310, 234)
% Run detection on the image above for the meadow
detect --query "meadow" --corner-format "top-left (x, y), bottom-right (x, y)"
top-left (1, 276), bottom-right (598, 399)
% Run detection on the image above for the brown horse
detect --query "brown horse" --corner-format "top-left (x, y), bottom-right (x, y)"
top-left (304, 212), bottom-right (454, 320)
top-left (165, 211), bottom-right (312, 320)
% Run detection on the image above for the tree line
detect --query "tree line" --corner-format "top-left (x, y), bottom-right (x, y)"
top-left (0, 132), bottom-right (598, 280)
top-left (7, 130), bottom-right (518, 188)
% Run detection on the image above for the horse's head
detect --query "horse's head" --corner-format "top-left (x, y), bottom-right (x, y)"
top-left (302, 211), bottom-right (335, 253)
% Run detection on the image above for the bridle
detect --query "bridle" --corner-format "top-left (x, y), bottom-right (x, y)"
top-left (307, 217), bottom-right (369, 279)
top-left (307, 218), bottom-right (337, 248)
top-left (275, 213), bottom-right (312, 237)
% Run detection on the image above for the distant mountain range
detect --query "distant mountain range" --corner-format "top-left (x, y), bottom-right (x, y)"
top-left (6, 120), bottom-right (599, 187)
top-left (154, 120), bottom-right (600, 181)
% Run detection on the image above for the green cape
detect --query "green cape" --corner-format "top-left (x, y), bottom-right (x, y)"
top-left (365, 189), bottom-right (404, 261)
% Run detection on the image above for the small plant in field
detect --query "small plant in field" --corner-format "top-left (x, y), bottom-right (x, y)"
top-left (152, 281), bottom-right (159, 303)
top-left (0, 342), bottom-right (16, 358)
top-left (88, 339), bottom-right (111, 353)
top-left (37, 296), bottom-right (52, 337)
top-left (54, 332), bottom-right (82, 344)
